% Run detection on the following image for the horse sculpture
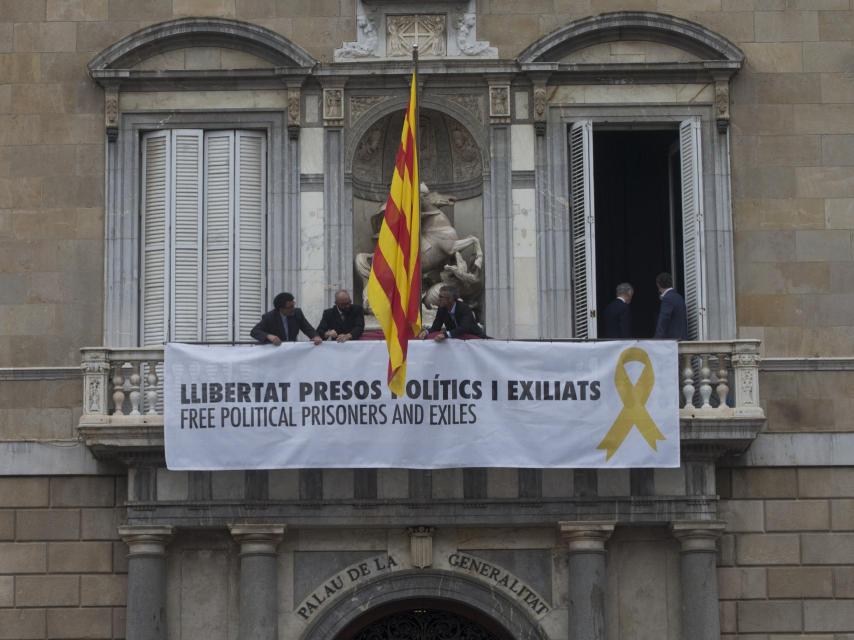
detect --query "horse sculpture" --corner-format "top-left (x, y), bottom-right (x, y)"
top-left (355, 183), bottom-right (484, 314)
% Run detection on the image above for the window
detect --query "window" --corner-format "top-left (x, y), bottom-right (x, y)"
top-left (141, 129), bottom-right (266, 344)
top-left (569, 118), bottom-right (707, 340)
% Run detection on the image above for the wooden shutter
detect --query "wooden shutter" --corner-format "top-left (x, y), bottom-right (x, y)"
top-left (569, 121), bottom-right (597, 339)
top-left (141, 131), bottom-right (170, 345)
top-left (170, 130), bottom-right (203, 342)
top-left (679, 119), bottom-right (707, 340)
top-left (234, 131), bottom-right (266, 342)
top-left (203, 131), bottom-right (235, 342)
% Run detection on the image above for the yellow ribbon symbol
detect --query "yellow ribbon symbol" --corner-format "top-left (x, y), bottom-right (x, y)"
top-left (597, 347), bottom-right (665, 461)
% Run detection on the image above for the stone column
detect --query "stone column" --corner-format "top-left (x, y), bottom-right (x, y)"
top-left (559, 521), bottom-right (615, 640)
top-left (671, 521), bottom-right (726, 640)
top-left (230, 525), bottom-right (285, 640)
top-left (118, 525), bottom-right (174, 640)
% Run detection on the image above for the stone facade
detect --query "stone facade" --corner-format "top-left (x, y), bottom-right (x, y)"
top-left (0, 1), bottom-right (852, 639)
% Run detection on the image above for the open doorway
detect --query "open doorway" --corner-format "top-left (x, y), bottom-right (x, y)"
top-left (593, 129), bottom-right (684, 338)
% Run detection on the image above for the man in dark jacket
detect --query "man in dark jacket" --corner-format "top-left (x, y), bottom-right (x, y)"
top-left (602, 282), bottom-right (633, 339)
top-left (250, 292), bottom-right (322, 345)
top-left (422, 285), bottom-right (485, 341)
top-left (653, 272), bottom-right (689, 340)
top-left (316, 289), bottom-right (365, 342)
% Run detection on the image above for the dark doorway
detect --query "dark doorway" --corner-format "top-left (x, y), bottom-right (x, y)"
top-left (594, 129), bottom-right (683, 338)
top-left (337, 599), bottom-right (513, 640)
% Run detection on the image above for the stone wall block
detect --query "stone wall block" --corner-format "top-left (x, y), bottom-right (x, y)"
top-left (765, 500), bottom-right (830, 531)
top-left (14, 575), bottom-right (80, 607)
top-left (48, 541), bottom-right (112, 573)
top-left (732, 469), bottom-right (798, 498)
top-left (737, 534), bottom-right (801, 565)
top-left (767, 567), bottom-right (833, 598)
top-left (835, 567), bottom-right (854, 597)
top-left (0, 511), bottom-right (13, 540)
top-left (46, 607), bottom-right (112, 639)
top-left (737, 600), bottom-right (804, 633)
top-left (831, 499), bottom-right (854, 530)
top-left (13, 23), bottom-right (76, 53)
top-left (0, 576), bottom-right (12, 607)
top-left (804, 600), bottom-right (854, 632)
top-left (755, 10), bottom-right (819, 41)
top-left (720, 500), bottom-right (765, 532)
top-left (80, 508), bottom-right (123, 540)
top-left (0, 541), bottom-right (46, 573)
top-left (16, 508), bottom-right (80, 540)
top-left (46, 0), bottom-right (108, 21)
top-left (0, 609), bottom-right (46, 640)
top-left (801, 533), bottom-right (854, 564)
top-left (0, 477), bottom-right (48, 507)
top-left (800, 469), bottom-right (854, 497)
top-left (50, 476), bottom-right (115, 507)
top-left (81, 574), bottom-right (127, 606)
top-left (718, 567), bottom-right (768, 599)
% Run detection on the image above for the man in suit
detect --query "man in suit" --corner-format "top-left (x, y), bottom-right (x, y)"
top-left (421, 285), bottom-right (485, 341)
top-left (654, 272), bottom-right (689, 340)
top-left (250, 292), bottom-right (322, 345)
top-left (602, 282), bottom-right (633, 339)
top-left (316, 289), bottom-right (365, 342)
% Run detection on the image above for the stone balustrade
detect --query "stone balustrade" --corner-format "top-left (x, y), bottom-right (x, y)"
top-left (78, 340), bottom-right (764, 455)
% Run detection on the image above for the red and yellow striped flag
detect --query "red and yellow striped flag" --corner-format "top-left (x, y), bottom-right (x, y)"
top-left (367, 74), bottom-right (422, 396)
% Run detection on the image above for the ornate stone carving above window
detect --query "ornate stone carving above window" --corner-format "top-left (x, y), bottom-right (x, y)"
top-left (334, 0), bottom-right (496, 61)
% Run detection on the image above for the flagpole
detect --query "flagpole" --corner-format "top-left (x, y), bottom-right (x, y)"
top-left (412, 44), bottom-right (422, 321)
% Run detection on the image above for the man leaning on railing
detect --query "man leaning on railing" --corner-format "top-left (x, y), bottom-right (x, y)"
top-left (250, 292), bottom-right (322, 346)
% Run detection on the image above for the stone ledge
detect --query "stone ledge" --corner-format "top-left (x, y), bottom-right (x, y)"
top-left (125, 495), bottom-right (717, 528)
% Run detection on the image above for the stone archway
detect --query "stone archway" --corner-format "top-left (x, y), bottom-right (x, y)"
top-left (301, 570), bottom-right (549, 640)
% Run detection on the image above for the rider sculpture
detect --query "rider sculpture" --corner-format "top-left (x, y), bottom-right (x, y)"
top-left (354, 183), bottom-right (484, 316)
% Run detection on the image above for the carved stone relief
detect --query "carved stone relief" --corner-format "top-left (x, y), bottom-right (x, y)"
top-left (489, 85), bottom-right (511, 119)
top-left (446, 94), bottom-right (484, 125)
top-left (335, 1), bottom-right (496, 60)
top-left (323, 88), bottom-right (344, 122)
top-left (387, 14), bottom-right (446, 57)
top-left (350, 95), bottom-right (389, 126)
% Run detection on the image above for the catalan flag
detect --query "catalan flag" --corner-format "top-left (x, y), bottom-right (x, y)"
top-left (367, 73), bottom-right (422, 396)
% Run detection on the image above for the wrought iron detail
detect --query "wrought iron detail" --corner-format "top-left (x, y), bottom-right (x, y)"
top-left (352, 609), bottom-right (499, 640)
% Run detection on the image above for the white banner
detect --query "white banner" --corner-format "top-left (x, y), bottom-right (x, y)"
top-left (164, 340), bottom-right (680, 470)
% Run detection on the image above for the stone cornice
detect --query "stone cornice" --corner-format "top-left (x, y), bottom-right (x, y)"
top-left (0, 367), bottom-right (82, 381)
top-left (761, 357), bottom-right (854, 372)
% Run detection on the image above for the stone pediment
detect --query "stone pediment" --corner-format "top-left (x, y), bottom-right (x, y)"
top-left (88, 17), bottom-right (317, 74)
top-left (559, 39), bottom-right (702, 65)
top-left (130, 46), bottom-right (275, 71)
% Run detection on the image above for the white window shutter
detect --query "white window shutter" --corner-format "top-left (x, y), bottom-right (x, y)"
top-left (569, 121), bottom-right (598, 339)
top-left (203, 131), bottom-right (235, 342)
top-left (141, 131), bottom-right (171, 345)
top-left (234, 131), bottom-right (266, 342)
top-left (679, 119), bottom-right (707, 340)
top-left (170, 130), bottom-right (203, 342)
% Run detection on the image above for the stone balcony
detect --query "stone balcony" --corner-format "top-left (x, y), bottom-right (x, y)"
top-left (77, 340), bottom-right (765, 460)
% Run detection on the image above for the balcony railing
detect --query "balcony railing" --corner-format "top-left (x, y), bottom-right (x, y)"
top-left (78, 340), bottom-right (765, 456)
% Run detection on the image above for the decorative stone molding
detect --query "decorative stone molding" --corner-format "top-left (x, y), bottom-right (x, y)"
top-left (409, 526), bottom-right (434, 569)
top-left (287, 87), bottom-right (301, 140)
top-left (446, 94), bottom-right (485, 125)
top-left (671, 521), bottom-right (726, 552)
top-left (558, 521), bottom-right (615, 553)
top-left (88, 17), bottom-right (317, 73)
top-left (229, 524), bottom-right (285, 555)
top-left (119, 524), bottom-right (175, 556)
top-left (517, 12), bottom-right (745, 66)
top-left (105, 85), bottom-right (119, 141)
top-left (714, 79), bottom-right (730, 132)
top-left (388, 14), bottom-right (446, 57)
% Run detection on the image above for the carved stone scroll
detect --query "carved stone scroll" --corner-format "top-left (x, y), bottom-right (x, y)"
top-left (105, 85), bottom-right (119, 142)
